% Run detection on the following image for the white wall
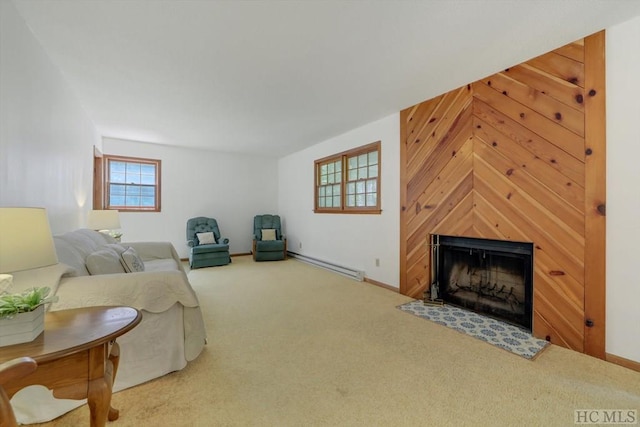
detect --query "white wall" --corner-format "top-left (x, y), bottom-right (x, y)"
top-left (103, 138), bottom-right (278, 258)
top-left (606, 15), bottom-right (640, 364)
top-left (0, 0), bottom-right (99, 233)
top-left (278, 114), bottom-right (400, 287)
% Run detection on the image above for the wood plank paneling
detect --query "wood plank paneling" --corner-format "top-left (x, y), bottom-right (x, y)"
top-left (505, 64), bottom-right (585, 112)
top-left (472, 98), bottom-right (585, 184)
top-left (527, 51), bottom-right (585, 87)
top-left (479, 73), bottom-right (584, 136)
top-left (400, 34), bottom-right (606, 358)
top-left (473, 81), bottom-right (585, 159)
top-left (582, 31), bottom-right (607, 358)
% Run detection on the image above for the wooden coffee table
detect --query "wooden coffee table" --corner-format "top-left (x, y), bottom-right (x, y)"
top-left (0, 306), bottom-right (141, 427)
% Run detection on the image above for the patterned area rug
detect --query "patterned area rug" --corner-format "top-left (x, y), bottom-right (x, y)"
top-left (397, 300), bottom-right (549, 359)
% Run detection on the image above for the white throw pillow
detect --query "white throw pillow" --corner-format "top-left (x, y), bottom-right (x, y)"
top-left (120, 247), bottom-right (145, 273)
top-left (86, 248), bottom-right (127, 275)
top-left (261, 229), bottom-right (276, 241)
top-left (197, 232), bottom-right (216, 245)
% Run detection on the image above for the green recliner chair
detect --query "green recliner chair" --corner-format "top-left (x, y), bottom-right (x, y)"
top-left (186, 217), bottom-right (231, 268)
top-left (252, 214), bottom-right (287, 261)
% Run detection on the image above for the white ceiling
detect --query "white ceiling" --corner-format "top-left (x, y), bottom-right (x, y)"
top-left (11, 0), bottom-right (640, 157)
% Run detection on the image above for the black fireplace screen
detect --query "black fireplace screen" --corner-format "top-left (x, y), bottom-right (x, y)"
top-left (433, 235), bottom-right (533, 330)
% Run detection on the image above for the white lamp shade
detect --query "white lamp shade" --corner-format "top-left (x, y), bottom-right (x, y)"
top-left (0, 208), bottom-right (59, 273)
top-left (87, 210), bottom-right (121, 230)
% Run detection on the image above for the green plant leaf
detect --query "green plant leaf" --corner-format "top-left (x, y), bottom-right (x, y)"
top-left (0, 287), bottom-right (57, 318)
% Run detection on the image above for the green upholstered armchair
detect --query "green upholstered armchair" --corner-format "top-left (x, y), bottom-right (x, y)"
top-left (252, 214), bottom-right (287, 261)
top-left (186, 217), bottom-right (231, 268)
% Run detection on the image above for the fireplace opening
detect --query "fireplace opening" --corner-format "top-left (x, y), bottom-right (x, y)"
top-left (431, 235), bottom-right (533, 331)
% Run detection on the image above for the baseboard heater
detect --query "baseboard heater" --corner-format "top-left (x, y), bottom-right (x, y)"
top-left (287, 251), bottom-right (364, 281)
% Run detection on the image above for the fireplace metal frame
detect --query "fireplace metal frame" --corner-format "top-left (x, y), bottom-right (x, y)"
top-left (430, 234), bottom-right (534, 331)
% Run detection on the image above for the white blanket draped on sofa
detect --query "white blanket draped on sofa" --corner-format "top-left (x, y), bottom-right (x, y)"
top-left (7, 229), bottom-right (207, 424)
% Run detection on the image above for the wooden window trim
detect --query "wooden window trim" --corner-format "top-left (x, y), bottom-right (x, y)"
top-left (104, 154), bottom-right (161, 212)
top-left (93, 146), bottom-right (104, 210)
top-left (314, 141), bottom-right (381, 214)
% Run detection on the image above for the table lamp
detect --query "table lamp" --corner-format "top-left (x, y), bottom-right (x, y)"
top-left (87, 210), bottom-right (122, 240)
top-left (0, 207), bottom-right (59, 293)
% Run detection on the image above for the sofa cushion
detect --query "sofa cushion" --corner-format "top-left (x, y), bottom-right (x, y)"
top-left (86, 248), bottom-right (127, 275)
top-left (191, 243), bottom-right (229, 254)
top-left (121, 247), bottom-right (145, 273)
top-left (54, 228), bottom-right (117, 276)
top-left (144, 258), bottom-right (180, 272)
top-left (255, 240), bottom-right (285, 252)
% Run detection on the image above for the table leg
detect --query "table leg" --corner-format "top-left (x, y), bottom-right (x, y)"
top-left (107, 341), bottom-right (120, 421)
top-left (86, 344), bottom-right (112, 427)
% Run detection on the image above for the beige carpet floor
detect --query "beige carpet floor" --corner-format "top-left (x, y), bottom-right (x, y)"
top-left (38, 256), bottom-right (640, 426)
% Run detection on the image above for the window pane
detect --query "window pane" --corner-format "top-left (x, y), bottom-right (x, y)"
top-left (328, 163), bottom-right (334, 173)
top-left (111, 161), bottom-right (126, 174)
top-left (346, 195), bottom-right (355, 206)
top-left (358, 167), bottom-right (367, 179)
top-left (366, 194), bottom-right (377, 206)
top-left (358, 154), bottom-right (367, 167)
top-left (348, 157), bottom-right (357, 169)
top-left (368, 165), bottom-right (378, 178)
top-left (368, 151), bottom-right (378, 165)
top-left (326, 196), bottom-right (333, 207)
top-left (319, 186), bottom-right (325, 197)
top-left (346, 182), bottom-right (355, 195)
top-left (141, 174), bottom-right (155, 185)
top-left (333, 184), bottom-right (340, 196)
top-left (334, 161), bottom-right (341, 172)
top-left (318, 197), bottom-right (325, 208)
top-left (320, 175), bottom-right (328, 185)
top-left (110, 172), bottom-right (126, 183)
top-left (141, 186), bottom-right (155, 197)
top-left (111, 195), bottom-right (125, 206)
top-left (320, 164), bottom-right (327, 174)
top-left (334, 172), bottom-right (341, 183)
top-left (366, 179), bottom-right (376, 193)
top-left (141, 197), bottom-right (155, 207)
top-left (126, 162), bottom-right (140, 172)
top-left (356, 181), bottom-right (365, 194)
top-left (333, 196), bottom-right (340, 207)
top-left (328, 173), bottom-right (334, 184)
top-left (110, 184), bottom-right (125, 196)
top-left (141, 163), bottom-right (155, 173)
top-left (326, 186), bottom-right (333, 196)
top-left (356, 194), bottom-right (365, 207)
top-left (348, 169), bottom-right (357, 181)
top-left (126, 195), bottom-right (140, 206)
top-left (126, 162), bottom-right (141, 177)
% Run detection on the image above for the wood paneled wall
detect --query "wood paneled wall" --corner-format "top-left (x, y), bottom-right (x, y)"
top-left (399, 32), bottom-right (606, 357)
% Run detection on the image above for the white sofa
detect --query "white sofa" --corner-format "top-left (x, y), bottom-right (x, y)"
top-left (9, 229), bottom-right (207, 424)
